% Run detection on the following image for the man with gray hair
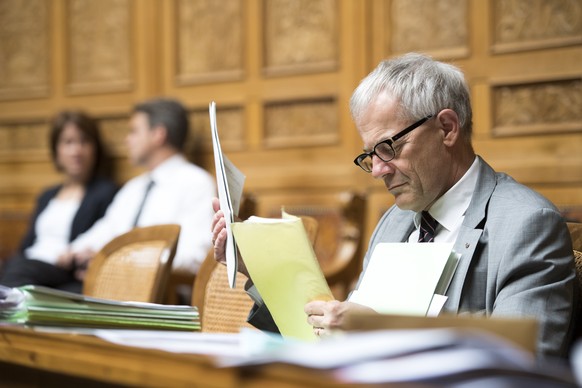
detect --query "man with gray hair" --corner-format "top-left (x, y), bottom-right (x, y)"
top-left (211, 53), bottom-right (577, 359)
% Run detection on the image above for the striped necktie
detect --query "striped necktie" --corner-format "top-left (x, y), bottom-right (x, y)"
top-left (418, 211), bottom-right (438, 243)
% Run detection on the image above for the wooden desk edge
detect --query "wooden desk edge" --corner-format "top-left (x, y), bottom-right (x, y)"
top-left (0, 326), bottom-right (235, 387)
top-left (0, 326), bottom-right (355, 388)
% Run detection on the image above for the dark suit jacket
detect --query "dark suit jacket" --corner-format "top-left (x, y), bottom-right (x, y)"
top-left (19, 177), bottom-right (118, 252)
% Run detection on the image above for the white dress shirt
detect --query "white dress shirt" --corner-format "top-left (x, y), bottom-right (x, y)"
top-left (71, 154), bottom-right (217, 274)
top-left (408, 157), bottom-right (480, 243)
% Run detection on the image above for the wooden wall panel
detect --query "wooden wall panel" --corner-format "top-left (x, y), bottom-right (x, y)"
top-left (175, 0), bottom-right (244, 84)
top-left (263, 0), bottom-right (338, 75)
top-left (388, 0), bottom-right (469, 58)
top-left (0, 121), bottom-right (48, 159)
top-left (66, 0), bottom-right (133, 95)
top-left (263, 98), bottom-right (338, 148)
top-left (190, 106), bottom-right (246, 152)
top-left (492, 0), bottom-right (582, 53)
top-left (0, 0), bottom-right (581, 261)
top-left (492, 77), bottom-right (582, 136)
top-left (0, 0), bottom-right (49, 100)
top-left (159, 0), bottom-right (362, 207)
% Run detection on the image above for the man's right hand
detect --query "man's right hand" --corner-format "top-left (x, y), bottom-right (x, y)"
top-left (211, 197), bottom-right (249, 278)
top-left (305, 300), bottom-right (376, 337)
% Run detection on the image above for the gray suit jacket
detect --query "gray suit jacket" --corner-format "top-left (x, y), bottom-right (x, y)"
top-left (357, 157), bottom-right (577, 358)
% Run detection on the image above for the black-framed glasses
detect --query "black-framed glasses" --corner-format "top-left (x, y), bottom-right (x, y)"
top-left (353, 114), bottom-right (434, 173)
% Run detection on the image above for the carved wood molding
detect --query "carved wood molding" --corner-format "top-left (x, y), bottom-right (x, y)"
top-left (387, 0), bottom-right (469, 59)
top-left (491, 75), bottom-right (582, 137)
top-left (262, 0), bottom-right (338, 76)
top-left (0, 120), bottom-right (49, 161)
top-left (98, 115), bottom-right (130, 157)
top-left (0, 0), bottom-right (49, 101)
top-left (66, 0), bottom-right (133, 95)
top-left (176, 70), bottom-right (245, 86)
top-left (491, 0), bottom-right (582, 54)
top-left (175, 0), bottom-right (244, 86)
top-left (190, 105), bottom-right (245, 151)
top-left (492, 36), bottom-right (582, 54)
top-left (0, 114), bottom-right (132, 161)
top-left (263, 97), bottom-right (339, 148)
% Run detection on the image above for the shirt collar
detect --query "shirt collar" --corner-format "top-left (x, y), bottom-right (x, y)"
top-left (414, 156), bottom-right (480, 232)
top-left (149, 154), bottom-right (186, 183)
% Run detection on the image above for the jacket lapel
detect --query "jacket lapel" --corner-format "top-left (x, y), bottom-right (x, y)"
top-left (446, 157), bottom-right (497, 310)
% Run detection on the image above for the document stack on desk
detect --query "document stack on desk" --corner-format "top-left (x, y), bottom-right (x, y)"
top-left (88, 326), bottom-right (575, 387)
top-left (0, 284), bottom-right (25, 321)
top-left (217, 328), bottom-right (575, 387)
top-left (0, 285), bottom-right (200, 330)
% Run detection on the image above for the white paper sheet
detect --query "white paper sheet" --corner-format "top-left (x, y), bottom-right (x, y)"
top-left (95, 329), bottom-right (243, 357)
top-left (426, 294), bottom-right (448, 317)
top-left (209, 101), bottom-right (245, 288)
top-left (93, 328), bottom-right (286, 360)
top-left (349, 243), bottom-right (455, 316)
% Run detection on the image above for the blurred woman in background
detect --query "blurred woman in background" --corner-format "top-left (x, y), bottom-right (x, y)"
top-left (0, 110), bottom-right (118, 293)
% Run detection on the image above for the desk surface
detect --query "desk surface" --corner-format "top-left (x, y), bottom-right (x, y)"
top-left (0, 325), bottom-right (359, 388)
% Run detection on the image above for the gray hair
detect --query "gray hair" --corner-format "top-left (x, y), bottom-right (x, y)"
top-left (350, 53), bottom-right (473, 139)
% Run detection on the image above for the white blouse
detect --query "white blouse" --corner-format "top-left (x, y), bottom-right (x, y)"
top-left (24, 198), bottom-right (81, 265)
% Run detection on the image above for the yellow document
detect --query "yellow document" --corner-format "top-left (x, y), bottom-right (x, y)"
top-left (231, 213), bottom-right (333, 341)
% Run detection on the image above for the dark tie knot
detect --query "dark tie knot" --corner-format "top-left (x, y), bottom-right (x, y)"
top-left (418, 211), bottom-right (438, 243)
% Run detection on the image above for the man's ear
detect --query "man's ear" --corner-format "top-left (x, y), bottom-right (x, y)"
top-left (437, 109), bottom-right (461, 147)
top-left (151, 125), bottom-right (168, 146)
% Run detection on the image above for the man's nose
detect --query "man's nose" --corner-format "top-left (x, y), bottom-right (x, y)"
top-left (371, 155), bottom-right (394, 178)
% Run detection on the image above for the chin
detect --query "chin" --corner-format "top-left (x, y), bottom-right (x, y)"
top-left (66, 169), bottom-right (85, 177)
top-left (393, 196), bottom-right (420, 212)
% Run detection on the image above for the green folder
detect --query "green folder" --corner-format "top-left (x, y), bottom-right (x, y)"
top-left (1, 285), bottom-right (200, 331)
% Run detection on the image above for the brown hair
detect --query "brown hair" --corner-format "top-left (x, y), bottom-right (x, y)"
top-left (49, 110), bottom-right (110, 180)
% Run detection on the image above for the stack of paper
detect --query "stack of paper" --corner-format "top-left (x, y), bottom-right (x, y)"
top-left (0, 285), bottom-right (200, 331)
top-left (211, 328), bottom-right (574, 386)
top-left (0, 285), bottom-right (26, 322)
